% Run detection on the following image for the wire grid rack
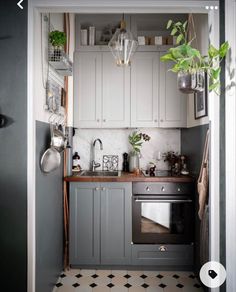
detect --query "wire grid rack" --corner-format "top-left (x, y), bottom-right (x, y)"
top-left (48, 47), bottom-right (73, 76)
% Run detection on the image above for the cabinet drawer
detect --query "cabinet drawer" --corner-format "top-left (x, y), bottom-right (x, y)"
top-left (131, 244), bottom-right (193, 266)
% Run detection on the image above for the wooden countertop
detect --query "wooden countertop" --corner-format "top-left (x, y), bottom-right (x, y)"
top-left (64, 171), bottom-right (195, 183)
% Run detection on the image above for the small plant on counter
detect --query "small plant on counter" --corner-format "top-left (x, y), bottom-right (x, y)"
top-left (163, 151), bottom-right (179, 169)
top-left (128, 131), bottom-right (151, 154)
top-left (160, 19), bottom-right (229, 94)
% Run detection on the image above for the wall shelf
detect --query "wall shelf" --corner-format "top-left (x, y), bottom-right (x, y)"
top-left (49, 49), bottom-right (73, 76)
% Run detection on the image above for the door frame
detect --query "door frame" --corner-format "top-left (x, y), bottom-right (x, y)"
top-left (27, 1), bottom-right (220, 292)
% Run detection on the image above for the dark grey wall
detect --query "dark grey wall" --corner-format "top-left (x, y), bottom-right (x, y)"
top-left (0, 1), bottom-right (28, 291)
top-left (181, 124), bottom-right (209, 275)
top-left (36, 121), bottom-right (64, 292)
top-left (181, 124), bottom-right (209, 177)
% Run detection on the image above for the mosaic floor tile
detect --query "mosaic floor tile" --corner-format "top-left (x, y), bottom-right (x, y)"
top-left (127, 275), bottom-right (145, 286)
top-left (146, 287), bottom-right (164, 292)
top-left (129, 286), bottom-right (147, 292)
top-left (75, 286), bottom-right (92, 292)
top-left (80, 269), bottom-right (96, 276)
top-left (52, 269), bottom-right (204, 292)
top-left (161, 275), bottom-right (179, 286)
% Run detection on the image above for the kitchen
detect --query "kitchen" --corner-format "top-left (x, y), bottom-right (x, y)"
top-left (1, 1), bottom-right (235, 292)
top-left (36, 10), bottom-right (210, 292)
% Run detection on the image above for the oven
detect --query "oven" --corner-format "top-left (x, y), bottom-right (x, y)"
top-left (132, 182), bottom-right (194, 244)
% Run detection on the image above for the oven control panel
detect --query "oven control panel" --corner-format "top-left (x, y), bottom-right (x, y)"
top-left (133, 182), bottom-right (193, 195)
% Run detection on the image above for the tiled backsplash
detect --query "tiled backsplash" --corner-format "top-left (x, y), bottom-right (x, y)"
top-left (73, 128), bottom-right (181, 171)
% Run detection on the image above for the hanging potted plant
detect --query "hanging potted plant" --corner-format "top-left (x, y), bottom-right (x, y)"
top-left (49, 30), bottom-right (67, 60)
top-left (160, 19), bottom-right (229, 94)
top-left (128, 131), bottom-right (151, 173)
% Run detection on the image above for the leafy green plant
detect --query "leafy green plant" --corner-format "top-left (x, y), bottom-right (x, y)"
top-left (160, 19), bottom-right (229, 93)
top-left (128, 131), bottom-right (151, 154)
top-left (49, 30), bottom-right (66, 48)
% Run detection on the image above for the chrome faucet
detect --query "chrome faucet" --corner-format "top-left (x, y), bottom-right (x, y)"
top-left (92, 138), bottom-right (103, 171)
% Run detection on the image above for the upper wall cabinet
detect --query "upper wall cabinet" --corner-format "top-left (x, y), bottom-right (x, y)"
top-left (102, 53), bottom-right (130, 128)
top-left (159, 54), bottom-right (187, 128)
top-left (131, 52), bottom-right (159, 128)
top-left (74, 52), bottom-right (130, 128)
top-left (74, 52), bottom-right (102, 128)
top-left (74, 14), bottom-right (188, 128)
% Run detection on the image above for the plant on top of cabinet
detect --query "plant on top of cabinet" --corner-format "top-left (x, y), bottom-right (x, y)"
top-left (128, 131), bottom-right (151, 172)
top-left (160, 18), bottom-right (229, 94)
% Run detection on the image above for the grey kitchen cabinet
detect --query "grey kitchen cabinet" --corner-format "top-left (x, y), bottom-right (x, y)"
top-left (69, 183), bottom-right (101, 265)
top-left (74, 52), bottom-right (130, 128)
top-left (73, 50), bottom-right (187, 128)
top-left (159, 53), bottom-right (187, 128)
top-left (73, 52), bottom-right (102, 128)
top-left (69, 182), bottom-right (132, 266)
top-left (101, 183), bottom-right (132, 265)
top-left (131, 52), bottom-right (159, 127)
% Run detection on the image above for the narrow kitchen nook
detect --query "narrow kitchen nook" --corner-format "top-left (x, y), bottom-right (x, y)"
top-left (34, 9), bottom-right (211, 292)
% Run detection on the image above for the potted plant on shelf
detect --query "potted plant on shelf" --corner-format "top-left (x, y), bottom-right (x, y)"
top-left (49, 30), bottom-right (67, 60)
top-left (128, 131), bottom-right (151, 173)
top-left (160, 19), bottom-right (229, 94)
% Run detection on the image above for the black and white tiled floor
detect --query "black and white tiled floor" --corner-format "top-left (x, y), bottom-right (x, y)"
top-left (53, 269), bottom-right (203, 292)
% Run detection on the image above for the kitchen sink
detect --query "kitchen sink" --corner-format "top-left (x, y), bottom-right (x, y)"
top-left (79, 170), bottom-right (120, 177)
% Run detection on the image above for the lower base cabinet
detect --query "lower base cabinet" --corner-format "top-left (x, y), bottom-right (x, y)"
top-left (69, 182), bottom-right (132, 266)
top-left (69, 182), bottom-right (194, 268)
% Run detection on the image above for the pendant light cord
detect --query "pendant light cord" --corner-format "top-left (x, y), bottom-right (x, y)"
top-left (187, 13), bottom-right (199, 49)
top-left (120, 13), bottom-right (126, 31)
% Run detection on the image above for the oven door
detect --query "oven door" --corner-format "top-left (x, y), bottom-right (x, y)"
top-left (132, 195), bottom-right (194, 244)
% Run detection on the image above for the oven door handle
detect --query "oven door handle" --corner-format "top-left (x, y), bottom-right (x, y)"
top-left (134, 198), bottom-right (192, 203)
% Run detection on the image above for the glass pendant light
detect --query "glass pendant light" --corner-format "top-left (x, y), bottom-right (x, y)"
top-left (108, 15), bottom-right (138, 66)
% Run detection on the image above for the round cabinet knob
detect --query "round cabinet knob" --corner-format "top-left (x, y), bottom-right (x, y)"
top-left (177, 188), bottom-right (181, 192)
top-left (160, 119), bottom-right (163, 122)
top-left (161, 186), bottom-right (165, 192)
top-left (97, 119), bottom-right (100, 123)
top-left (103, 119), bottom-right (106, 122)
top-left (154, 119), bottom-right (158, 123)
top-left (95, 187), bottom-right (99, 191)
top-left (102, 187), bottom-right (106, 191)
top-left (146, 186), bottom-right (150, 192)
top-left (159, 245), bottom-right (167, 252)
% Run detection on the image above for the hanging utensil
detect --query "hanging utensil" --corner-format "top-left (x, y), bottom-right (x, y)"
top-left (51, 126), bottom-right (67, 152)
top-left (40, 147), bottom-right (61, 173)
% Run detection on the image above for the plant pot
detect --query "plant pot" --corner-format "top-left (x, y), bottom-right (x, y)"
top-left (177, 71), bottom-right (205, 94)
top-left (129, 152), bottom-right (140, 172)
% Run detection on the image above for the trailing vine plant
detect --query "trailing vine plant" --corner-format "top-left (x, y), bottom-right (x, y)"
top-left (160, 19), bottom-right (229, 94)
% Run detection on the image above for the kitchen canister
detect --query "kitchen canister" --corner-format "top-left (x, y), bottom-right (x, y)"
top-left (80, 29), bottom-right (88, 46)
top-left (89, 26), bottom-right (96, 45)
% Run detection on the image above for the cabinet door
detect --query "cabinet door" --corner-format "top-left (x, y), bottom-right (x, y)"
top-left (131, 52), bottom-right (159, 127)
top-left (100, 183), bottom-right (132, 265)
top-left (102, 53), bottom-right (130, 128)
top-left (159, 54), bottom-right (187, 128)
top-left (69, 183), bottom-right (100, 265)
top-left (74, 52), bottom-right (102, 128)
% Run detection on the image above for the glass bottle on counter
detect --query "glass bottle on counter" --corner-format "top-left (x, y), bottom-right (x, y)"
top-left (72, 152), bottom-right (81, 172)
